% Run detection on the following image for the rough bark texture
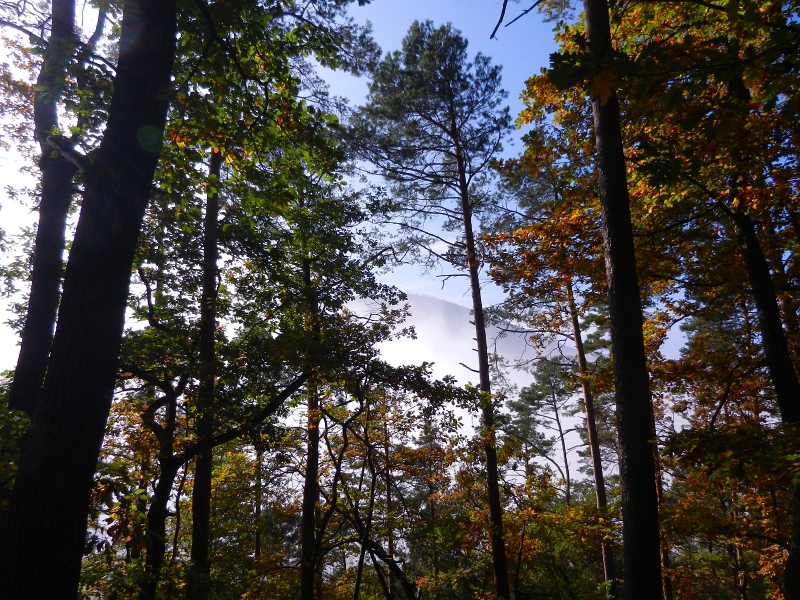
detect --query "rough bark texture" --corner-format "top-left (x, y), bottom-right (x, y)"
top-left (9, 0), bottom-right (78, 416)
top-left (581, 0), bottom-right (663, 595)
top-left (567, 281), bottom-right (617, 595)
top-left (0, 1), bottom-right (177, 596)
top-left (453, 125), bottom-right (510, 599)
top-left (188, 149), bottom-right (223, 600)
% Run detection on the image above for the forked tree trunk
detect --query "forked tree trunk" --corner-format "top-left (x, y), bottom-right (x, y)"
top-left (0, 1), bottom-right (178, 596)
top-left (188, 149), bottom-right (223, 600)
top-left (581, 0), bottom-right (663, 596)
top-left (9, 0), bottom-right (78, 416)
top-left (136, 381), bottom-right (183, 600)
top-left (139, 455), bottom-right (180, 600)
top-left (567, 281), bottom-right (617, 595)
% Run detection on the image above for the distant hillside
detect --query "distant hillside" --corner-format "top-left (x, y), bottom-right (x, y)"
top-left (373, 293), bottom-right (561, 389)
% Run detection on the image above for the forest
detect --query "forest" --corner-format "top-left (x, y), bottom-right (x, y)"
top-left (0, 0), bottom-right (799, 598)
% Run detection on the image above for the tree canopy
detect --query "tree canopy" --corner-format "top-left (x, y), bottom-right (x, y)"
top-left (1, 0), bottom-right (800, 598)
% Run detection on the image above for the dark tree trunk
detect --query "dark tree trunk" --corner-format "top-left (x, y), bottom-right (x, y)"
top-left (567, 281), bottom-right (617, 595)
top-left (581, 0), bottom-right (663, 596)
top-left (384, 420), bottom-right (395, 599)
top-left (654, 460), bottom-right (674, 600)
top-left (255, 448), bottom-right (262, 559)
top-left (724, 208), bottom-right (800, 597)
top-left (455, 149), bottom-right (510, 600)
top-left (353, 425), bottom-right (378, 600)
top-left (763, 216), bottom-right (800, 346)
top-left (363, 537), bottom-right (418, 600)
top-left (137, 382), bottom-right (182, 600)
top-left (728, 209), bottom-right (800, 423)
top-left (300, 387), bottom-right (321, 600)
top-left (188, 149), bottom-right (223, 600)
top-left (0, 1), bottom-right (177, 596)
top-left (133, 371), bottom-right (305, 599)
top-left (9, 0), bottom-right (78, 416)
top-left (138, 457), bottom-right (181, 600)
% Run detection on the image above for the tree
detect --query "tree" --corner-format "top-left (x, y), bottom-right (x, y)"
top-left (351, 21), bottom-right (513, 598)
top-left (0, 1), bottom-right (178, 596)
top-left (1, 2), bottom-right (112, 418)
top-left (6, 0), bottom-right (80, 417)
top-left (495, 0), bottom-right (670, 592)
top-left (603, 1), bottom-right (800, 591)
top-left (511, 359), bottom-right (577, 506)
top-left (0, 0), bottom-right (374, 595)
top-left (569, 1), bottom-right (664, 594)
top-left (485, 92), bottom-right (621, 593)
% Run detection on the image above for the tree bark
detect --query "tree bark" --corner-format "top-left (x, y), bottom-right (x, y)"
top-left (188, 149), bottom-right (223, 600)
top-left (763, 215), bottom-right (800, 347)
top-left (727, 209), bottom-right (800, 423)
top-left (724, 208), bottom-right (800, 597)
top-left (452, 119), bottom-right (510, 599)
top-left (581, 0), bottom-right (663, 596)
top-left (0, 1), bottom-right (177, 596)
top-left (300, 386), bottom-right (321, 600)
top-left (9, 0), bottom-right (78, 416)
top-left (255, 447), bottom-right (262, 560)
top-left (567, 280), bottom-right (617, 595)
top-left (138, 456), bottom-right (181, 600)
top-left (137, 378), bottom-right (183, 600)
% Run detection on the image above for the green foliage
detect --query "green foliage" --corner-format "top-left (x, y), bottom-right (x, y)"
top-left (0, 378), bottom-right (29, 508)
top-left (350, 19), bottom-right (512, 269)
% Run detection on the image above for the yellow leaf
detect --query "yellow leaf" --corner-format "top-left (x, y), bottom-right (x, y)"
top-left (588, 70), bottom-right (617, 106)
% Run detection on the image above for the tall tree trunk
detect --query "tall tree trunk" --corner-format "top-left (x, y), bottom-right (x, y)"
top-left (567, 280), bottom-right (617, 595)
top-left (188, 149), bottom-right (223, 600)
top-left (552, 389), bottom-right (572, 506)
top-left (451, 117), bottom-right (510, 600)
top-left (654, 458), bottom-right (674, 600)
top-left (727, 209), bottom-right (800, 423)
top-left (255, 447), bottom-right (262, 560)
top-left (138, 382), bottom-right (182, 600)
top-left (581, 0), bottom-right (663, 596)
top-left (9, 0), bottom-right (78, 416)
top-left (300, 386), bottom-right (321, 600)
top-left (384, 418), bottom-right (395, 599)
top-left (724, 208), bottom-right (800, 597)
top-left (0, 1), bottom-right (177, 596)
top-left (763, 215), bottom-right (800, 347)
top-left (354, 447), bottom-right (378, 600)
top-left (139, 457), bottom-right (181, 600)
top-left (300, 248), bottom-right (322, 600)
